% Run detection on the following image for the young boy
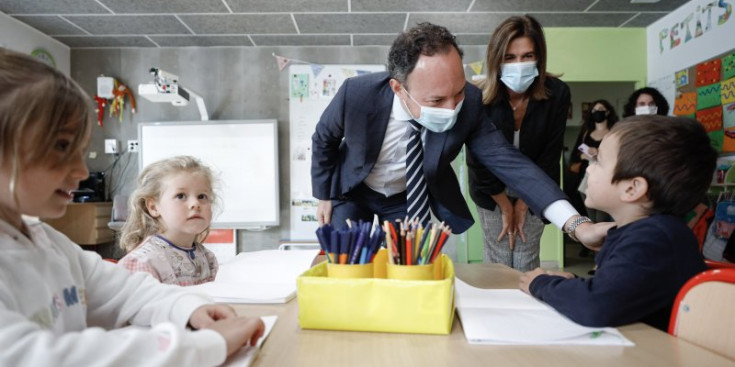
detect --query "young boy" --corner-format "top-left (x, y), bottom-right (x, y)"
top-left (519, 116), bottom-right (715, 331)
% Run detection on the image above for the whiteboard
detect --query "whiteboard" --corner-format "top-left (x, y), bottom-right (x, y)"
top-left (139, 120), bottom-right (279, 228)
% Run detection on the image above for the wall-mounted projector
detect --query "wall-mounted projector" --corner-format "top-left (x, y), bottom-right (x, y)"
top-left (138, 83), bottom-right (190, 105)
top-left (137, 67), bottom-right (208, 120)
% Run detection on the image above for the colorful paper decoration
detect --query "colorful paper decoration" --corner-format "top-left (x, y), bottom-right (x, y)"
top-left (291, 73), bottom-right (309, 99)
top-left (275, 55), bottom-right (291, 71)
top-left (674, 92), bottom-right (696, 115)
top-left (469, 61), bottom-right (484, 76)
top-left (676, 69), bottom-right (689, 87)
top-left (723, 52), bottom-right (735, 80)
top-left (710, 129), bottom-right (725, 153)
top-left (697, 105), bottom-right (724, 132)
top-left (698, 83), bottom-right (722, 110)
top-left (724, 102), bottom-right (735, 128)
top-left (696, 59), bottom-right (722, 87)
top-left (722, 77), bottom-right (735, 105)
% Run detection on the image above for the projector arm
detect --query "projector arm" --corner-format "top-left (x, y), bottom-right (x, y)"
top-left (174, 87), bottom-right (209, 121)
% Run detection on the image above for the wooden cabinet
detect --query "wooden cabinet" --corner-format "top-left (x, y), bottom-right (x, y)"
top-left (43, 202), bottom-right (114, 245)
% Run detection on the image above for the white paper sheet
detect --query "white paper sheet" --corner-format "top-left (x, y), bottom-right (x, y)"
top-left (193, 249), bottom-right (318, 304)
top-left (221, 315), bottom-right (278, 367)
top-left (191, 282), bottom-right (295, 304)
top-left (455, 279), bottom-right (634, 346)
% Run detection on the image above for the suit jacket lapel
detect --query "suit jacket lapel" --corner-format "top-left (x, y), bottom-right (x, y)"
top-left (365, 84), bottom-right (394, 164)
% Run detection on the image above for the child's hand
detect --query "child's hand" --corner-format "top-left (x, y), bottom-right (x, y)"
top-left (519, 268), bottom-right (546, 294)
top-left (543, 270), bottom-right (575, 279)
top-left (188, 304), bottom-right (238, 329)
top-left (206, 316), bottom-right (266, 357)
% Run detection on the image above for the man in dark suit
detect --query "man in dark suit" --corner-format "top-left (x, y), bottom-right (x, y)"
top-left (311, 22), bottom-right (610, 248)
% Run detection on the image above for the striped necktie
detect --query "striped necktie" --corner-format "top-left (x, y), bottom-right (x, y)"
top-left (406, 120), bottom-right (431, 226)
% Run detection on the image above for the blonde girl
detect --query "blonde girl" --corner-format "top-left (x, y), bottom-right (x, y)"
top-left (0, 48), bottom-right (263, 366)
top-left (119, 156), bottom-right (220, 286)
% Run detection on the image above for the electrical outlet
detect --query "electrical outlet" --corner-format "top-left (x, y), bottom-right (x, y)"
top-left (127, 140), bottom-right (139, 153)
top-left (104, 139), bottom-right (118, 154)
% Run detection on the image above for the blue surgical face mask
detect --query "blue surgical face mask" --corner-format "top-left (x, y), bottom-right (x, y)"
top-left (500, 61), bottom-right (539, 94)
top-left (402, 86), bottom-right (464, 133)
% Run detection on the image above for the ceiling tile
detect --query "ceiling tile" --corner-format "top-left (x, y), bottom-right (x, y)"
top-left (227, 0), bottom-right (347, 13)
top-left (590, 0), bottom-right (689, 12)
top-left (150, 35), bottom-right (254, 47)
top-left (13, 15), bottom-right (86, 35)
top-left (353, 34), bottom-right (398, 46)
top-left (179, 14), bottom-right (296, 34)
top-left (251, 34), bottom-right (350, 46)
top-left (54, 36), bottom-right (157, 47)
top-left (0, 0), bottom-right (109, 14)
top-left (407, 13), bottom-right (516, 34)
top-left (296, 13), bottom-right (406, 34)
top-left (529, 12), bottom-right (637, 27)
top-left (456, 34), bottom-right (491, 46)
top-left (471, 0), bottom-right (594, 12)
top-left (64, 15), bottom-right (191, 35)
top-left (351, 0), bottom-right (472, 12)
top-left (98, 0), bottom-right (228, 14)
top-left (621, 12), bottom-right (668, 27)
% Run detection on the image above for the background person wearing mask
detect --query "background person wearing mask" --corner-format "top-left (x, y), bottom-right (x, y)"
top-left (467, 15), bottom-right (571, 271)
top-left (622, 87), bottom-right (670, 117)
top-left (569, 99), bottom-right (619, 257)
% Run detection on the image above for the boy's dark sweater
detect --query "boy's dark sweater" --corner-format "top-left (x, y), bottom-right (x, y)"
top-left (529, 214), bottom-right (707, 331)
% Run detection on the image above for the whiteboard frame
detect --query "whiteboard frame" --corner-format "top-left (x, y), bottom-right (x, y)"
top-left (138, 119), bottom-right (279, 229)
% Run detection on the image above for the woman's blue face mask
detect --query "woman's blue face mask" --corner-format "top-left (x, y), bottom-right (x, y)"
top-left (500, 61), bottom-right (538, 94)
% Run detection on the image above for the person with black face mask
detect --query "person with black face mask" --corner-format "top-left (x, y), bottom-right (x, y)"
top-left (569, 99), bottom-right (619, 225)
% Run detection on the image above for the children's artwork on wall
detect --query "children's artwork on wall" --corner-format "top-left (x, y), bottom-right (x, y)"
top-left (291, 73), bottom-right (309, 100)
top-left (721, 77), bottom-right (735, 105)
top-left (723, 52), bottom-right (735, 80)
top-left (724, 103), bottom-right (735, 128)
top-left (711, 129), bottom-right (725, 152)
top-left (697, 105), bottom-right (724, 132)
top-left (697, 83), bottom-right (722, 110)
top-left (676, 69), bottom-right (689, 87)
top-left (674, 91), bottom-right (696, 115)
top-left (696, 59), bottom-right (722, 87)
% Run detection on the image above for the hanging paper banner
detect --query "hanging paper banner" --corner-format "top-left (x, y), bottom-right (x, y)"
top-left (356, 69), bottom-right (371, 76)
top-left (310, 63), bottom-right (324, 78)
top-left (276, 55), bottom-right (291, 71)
top-left (342, 69), bottom-right (357, 78)
top-left (469, 61), bottom-right (484, 75)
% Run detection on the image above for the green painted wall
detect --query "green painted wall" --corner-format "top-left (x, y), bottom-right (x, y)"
top-left (460, 27), bottom-right (647, 266)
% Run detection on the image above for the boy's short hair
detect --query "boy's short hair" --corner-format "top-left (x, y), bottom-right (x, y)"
top-left (610, 115), bottom-right (717, 216)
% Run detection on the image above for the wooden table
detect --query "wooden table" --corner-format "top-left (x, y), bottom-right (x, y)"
top-left (232, 263), bottom-right (735, 366)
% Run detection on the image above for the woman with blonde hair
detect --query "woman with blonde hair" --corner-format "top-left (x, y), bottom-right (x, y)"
top-left (467, 15), bottom-right (571, 271)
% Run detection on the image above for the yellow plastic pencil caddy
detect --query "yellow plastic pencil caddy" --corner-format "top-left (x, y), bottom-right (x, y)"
top-left (297, 250), bottom-right (455, 335)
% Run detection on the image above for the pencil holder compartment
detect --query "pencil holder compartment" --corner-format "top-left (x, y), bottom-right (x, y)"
top-left (386, 262), bottom-right (438, 280)
top-left (327, 262), bottom-right (374, 279)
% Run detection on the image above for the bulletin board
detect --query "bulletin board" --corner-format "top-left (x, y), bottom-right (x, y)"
top-left (672, 48), bottom-right (735, 153)
top-left (139, 120), bottom-right (279, 228)
top-left (288, 64), bottom-right (385, 240)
